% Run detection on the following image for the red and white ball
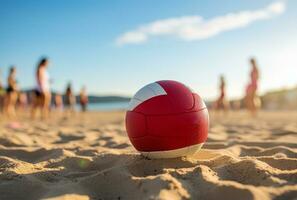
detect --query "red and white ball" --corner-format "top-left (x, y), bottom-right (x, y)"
top-left (125, 80), bottom-right (209, 158)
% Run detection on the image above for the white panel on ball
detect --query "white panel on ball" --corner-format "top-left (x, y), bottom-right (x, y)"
top-left (128, 82), bottom-right (167, 111)
top-left (140, 143), bottom-right (204, 159)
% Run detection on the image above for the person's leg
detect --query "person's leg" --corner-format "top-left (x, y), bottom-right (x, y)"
top-left (251, 91), bottom-right (259, 116)
top-left (3, 93), bottom-right (10, 117)
top-left (245, 94), bottom-right (252, 113)
top-left (217, 97), bottom-right (226, 115)
top-left (223, 98), bottom-right (229, 113)
top-left (31, 94), bottom-right (39, 119)
top-left (9, 92), bottom-right (18, 118)
top-left (41, 94), bottom-right (46, 119)
top-left (69, 104), bottom-right (76, 117)
top-left (219, 98), bottom-right (224, 110)
top-left (0, 96), bottom-right (3, 113)
top-left (81, 103), bottom-right (86, 112)
top-left (5, 92), bottom-right (17, 118)
top-left (71, 104), bottom-right (75, 113)
top-left (42, 92), bottom-right (51, 119)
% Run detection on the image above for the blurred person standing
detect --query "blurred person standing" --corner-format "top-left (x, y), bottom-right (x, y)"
top-left (4, 66), bottom-right (18, 118)
top-left (245, 58), bottom-right (261, 115)
top-left (79, 86), bottom-right (88, 112)
top-left (64, 82), bottom-right (76, 115)
top-left (31, 58), bottom-right (51, 119)
top-left (214, 75), bottom-right (229, 112)
top-left (54, 93), bottom-right (63, 112)
top-left (17, 92), bottom-right (28, 111)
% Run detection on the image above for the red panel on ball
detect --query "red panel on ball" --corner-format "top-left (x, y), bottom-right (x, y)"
top-left (146, 111), bottom-right (206, 138)
top-left (132, 109), bottom-right (208, 151)
top-left (130, 136), bottom-right (187, 152)
top-left (125, 111), bottom-right (147, 138)
top-left (134, 95), bottom-right (174, 115)
top-left (184, 109), bottom-right (209, 147)
top-left (157, 80), bottom-right (194, 111)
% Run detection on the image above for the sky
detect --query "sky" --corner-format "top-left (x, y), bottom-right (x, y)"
top-left (0, 0), bottom-right (296, 100)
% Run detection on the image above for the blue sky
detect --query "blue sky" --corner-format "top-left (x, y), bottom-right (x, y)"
top-left (0, 0), bottom-right (296, 100)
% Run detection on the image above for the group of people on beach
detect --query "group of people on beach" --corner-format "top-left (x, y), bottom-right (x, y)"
top-left (0, 57), bottom-right (88, 119)
top-left (214, 57), bottom-right (261, 115)
top-left (0, 56), bottom-right (261, 119)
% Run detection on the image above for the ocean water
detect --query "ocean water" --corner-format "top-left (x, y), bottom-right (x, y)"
top-left (77, 101), bottom-right (129, 111)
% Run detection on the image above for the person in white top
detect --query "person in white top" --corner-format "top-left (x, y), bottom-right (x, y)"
top-left (31, 57), bottom-right (51, 119)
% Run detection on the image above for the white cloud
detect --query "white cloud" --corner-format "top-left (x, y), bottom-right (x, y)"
top-left (116, 1), bottom-right (286, 46)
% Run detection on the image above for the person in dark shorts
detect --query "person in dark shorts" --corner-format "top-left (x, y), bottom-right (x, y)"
top-left (31, 57), bottom-right (51, 119)
top-left (4, 66), bottom-right (18, 118)
top-left (54, 93), bottom-right (63, 111)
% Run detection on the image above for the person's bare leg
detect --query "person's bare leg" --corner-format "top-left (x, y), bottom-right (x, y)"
top-left (4, 93), bottom-right (14, 119)
top-left (31, 95), bottom-right (40, 119)
top-left (223, 100), bottom-right (229, 115)
top-left (10, 92), bottom-right (17, 118)
top-left (251, 95), bottom-right (260, 117)
top-left (245, 94), bottom-right (252, 115)
top-left (71, 104), bottom-right (76, 116)
top-left (3, 94), bottom-right (9, 117)
top-left (251, 90), bottom-right (259, 116)
top-left (40, 94), bottom-right (46, 120)
top-left (42, 93), bottom-right (51, 119)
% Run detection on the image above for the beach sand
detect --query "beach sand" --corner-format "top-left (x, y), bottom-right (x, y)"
top-left (0, 111), bottom-right (296, 200)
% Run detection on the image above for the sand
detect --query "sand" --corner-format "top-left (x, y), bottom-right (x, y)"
top-left (0, 111), bottom-right (296, 200)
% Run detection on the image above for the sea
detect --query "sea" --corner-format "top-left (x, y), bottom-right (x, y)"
top-left (76, 101), bottom-right (129, 111)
